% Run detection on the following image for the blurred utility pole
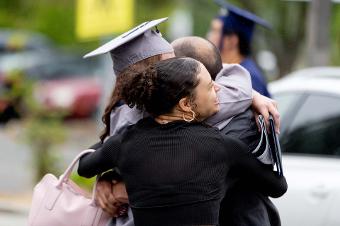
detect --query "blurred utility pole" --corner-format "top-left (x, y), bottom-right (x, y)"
top-left (306, 0), bottom-right (332, 66)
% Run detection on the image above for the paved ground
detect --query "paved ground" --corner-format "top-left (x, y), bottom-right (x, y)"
top-left (0, 211), bottom-right (27, 226)
top-left (0, 118), bottom-right (101, 225)
top-left (0, 194), bottom-right (30, 226)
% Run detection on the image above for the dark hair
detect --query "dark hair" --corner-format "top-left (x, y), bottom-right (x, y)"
top-left (173, 38), bottom-right (222, 80)
top-left (236, 32), bottom-right (251, 56)
top-left (100, 54), bottom-right (162, 142)
top-left (121, 57), bottom-right (200, 117)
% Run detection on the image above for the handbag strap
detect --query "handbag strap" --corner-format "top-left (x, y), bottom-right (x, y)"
top-left (58, 149), bottom-right (95, 184)
top-left (57, 149), bottom-right (99, 204)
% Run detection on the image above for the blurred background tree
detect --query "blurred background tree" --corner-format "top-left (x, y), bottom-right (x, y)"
top-left (331, 4), bottom-right (340, 65)
top-left (0, 0), bottom-right (75, 45)
top-left (16, 70), bottom-right (67, 182)
top-left (191, 0), bottom-right (309, 78)
top-left (2, 70), bottom-right (67, 182)
top-left (24, 113), bottom-right (66, 182)
top-left (1, 0), bottom-right (339, 78)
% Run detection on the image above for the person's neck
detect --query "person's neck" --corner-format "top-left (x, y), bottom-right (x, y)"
top-left (155, 114), bottom-right (183, 124)
top-left (155, 109), bottom-right (196, 124)
top-left (221, 50), bottom-right (244, 64)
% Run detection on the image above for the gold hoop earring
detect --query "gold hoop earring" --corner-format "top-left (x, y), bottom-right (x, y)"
top-left (182, 110), bottom-right (196, 122)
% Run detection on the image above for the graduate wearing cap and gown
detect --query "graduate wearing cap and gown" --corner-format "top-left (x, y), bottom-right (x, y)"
top-left (81, 18), bottom-right (282, 226)
top-left (208, 0), bottom-right (271, 98)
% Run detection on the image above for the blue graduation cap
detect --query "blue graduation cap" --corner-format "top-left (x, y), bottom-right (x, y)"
top-left (215, 0), bottom-right (272, 44)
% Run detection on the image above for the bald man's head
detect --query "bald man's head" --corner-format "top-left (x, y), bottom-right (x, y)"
top-left (171, 36), bottom-right (223, 80)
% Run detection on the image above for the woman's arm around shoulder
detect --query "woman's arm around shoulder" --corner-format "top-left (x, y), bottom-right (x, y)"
top-left (77, 134), bottom-right (122, 178)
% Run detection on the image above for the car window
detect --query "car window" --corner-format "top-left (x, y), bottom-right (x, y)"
top-left (282, 94), bottom-right (340, 156)
top-left (273, 93), bottom-right (302, 118)
top-left (0, 51), bottom-right (53, 72)
top-left (25, 57), bottom-right (100, 80)
top-left (272, 92), bottom-right (304, 134)
top-left (290, 94), bottom-right (340, 130)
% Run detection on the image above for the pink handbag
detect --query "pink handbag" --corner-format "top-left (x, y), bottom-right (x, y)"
top-left (28, 149), bottom-right (111, 226)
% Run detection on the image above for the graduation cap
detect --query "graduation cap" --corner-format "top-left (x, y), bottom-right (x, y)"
top-left (83, 18), bottom-right (173, 75)
top-left (214, 0), bottom-right (272, 44)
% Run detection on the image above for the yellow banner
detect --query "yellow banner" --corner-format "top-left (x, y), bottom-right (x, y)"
top-left (76, 0), bottom-right (134, 39)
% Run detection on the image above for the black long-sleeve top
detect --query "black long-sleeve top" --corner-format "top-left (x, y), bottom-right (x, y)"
top-left (78, 117), bottom-right (287, 226)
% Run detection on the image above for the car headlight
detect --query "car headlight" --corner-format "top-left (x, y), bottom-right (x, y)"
top-left (49, 86), bottom-right (75, 109)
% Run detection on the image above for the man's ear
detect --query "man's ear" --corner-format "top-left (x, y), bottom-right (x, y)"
top-left (178, 97), bottom-right (193, 113)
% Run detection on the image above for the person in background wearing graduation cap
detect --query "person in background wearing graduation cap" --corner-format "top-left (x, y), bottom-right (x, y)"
top-left (80, 18), bottom-right (281, 226)
top-left (207, 0), bottom-right (272, 97)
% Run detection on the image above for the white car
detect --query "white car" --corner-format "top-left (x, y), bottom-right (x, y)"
top-left (269, 67), bottom-right (340, 226)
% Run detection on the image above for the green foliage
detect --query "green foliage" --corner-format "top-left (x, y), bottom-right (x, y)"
top-left (24, 113), bottom-right (66, 182)
top-left (135, 0), bottom-right (175, 23)
top-left (31, 1), bottom-right (76, 44)
top-left (1, 0), bottom-right (340, 74)
top-left (1, 70), bottom-right (35, 117)
top-left (192, 0), bottom-right (339, 75)
top-left (6, 71), bottom-right (68, 182)
top-left (331, 4), bottom-right (340, 65)
top-left (70, 173), bottom-right (96, 192)
top-left (0, 0), bottom-right (27, 27)
top-left (0, 0), bottom-right (75, 45)
top-left (191, 0), bottom-right (219, 37)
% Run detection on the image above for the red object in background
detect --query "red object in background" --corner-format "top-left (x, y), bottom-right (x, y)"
top-left (0, 72), bottom-right (9, 112)
top-left (36, 77), bottom-right (102, 118)
top-left (0, 99), bottom-right (8, 112)
top-left (0, 30), bottom-right (105, 121)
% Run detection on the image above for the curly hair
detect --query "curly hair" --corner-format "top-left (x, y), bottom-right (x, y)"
top-left (121, 57), bottom-right (201, 117)
top-left (100, 55), bottom-right (162, 142)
